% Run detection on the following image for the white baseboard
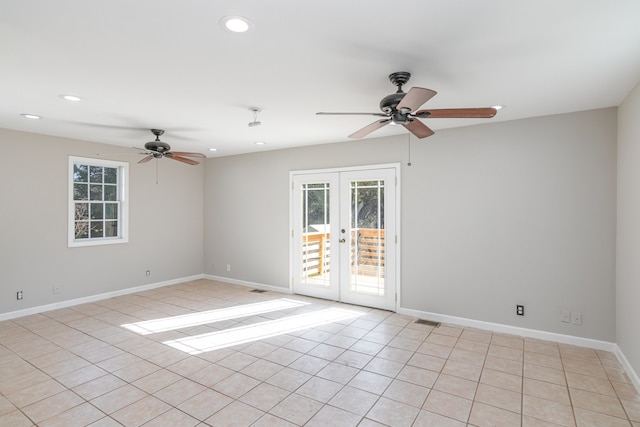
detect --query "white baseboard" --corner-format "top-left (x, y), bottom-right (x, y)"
top-left (0, 274), bottom-right (204, 322)
top-left (397, 306), bottom-right (617, 351)
top-left (204, 275), bottom-right (291, 294)
top-left (614, 344), bottom-right (640, 394)
top-left (398, 306), bottom-right (639, 392)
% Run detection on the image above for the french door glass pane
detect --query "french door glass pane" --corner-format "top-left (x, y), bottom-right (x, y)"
top-left (300, 182), bottom-right (331, 287)
top-left (350, 180), bottom-right (385, 296)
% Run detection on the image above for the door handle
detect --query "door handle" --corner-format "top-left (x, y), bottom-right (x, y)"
top-left (339, 238), bottom-right (346, 243)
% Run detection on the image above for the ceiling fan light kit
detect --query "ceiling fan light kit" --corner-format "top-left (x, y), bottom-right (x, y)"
top-left (317, 71), bottom-right (498, 139)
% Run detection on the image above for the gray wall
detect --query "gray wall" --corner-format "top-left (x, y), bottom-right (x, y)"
top-left (617, 81), bottom-right (640, 377)
top-left (0, 129), bottom-right (204, 314)
top-left (0, 107), bottom-right (621, 346)
top-left (204, 108), bottom-right (618, 342)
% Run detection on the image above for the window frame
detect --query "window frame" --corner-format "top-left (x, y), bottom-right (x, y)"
top-left (68, 156), bottom-right (129, 247)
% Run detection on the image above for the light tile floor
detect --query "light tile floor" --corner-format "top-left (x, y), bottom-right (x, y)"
top-left (0, 279), bottom-right (638, 426)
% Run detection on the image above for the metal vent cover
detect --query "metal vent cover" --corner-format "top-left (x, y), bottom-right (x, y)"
top-left (414, 319), bottom-right (441, 327)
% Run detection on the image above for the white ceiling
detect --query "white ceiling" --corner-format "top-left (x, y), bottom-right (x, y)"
top-left (1, 0), bottom-right (640, 157)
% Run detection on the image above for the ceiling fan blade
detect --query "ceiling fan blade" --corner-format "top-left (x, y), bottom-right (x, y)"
top-left (414, 107), bottom-right (497, 119)
top-left (349, 119), bottom-right (392, 138)
top-left (138, 155), bottom-right (154, 164)
top-left (317, 112), bottom-right (388, 117)
top-left (397, 87), bottom-right (437, 113)
top-left (167, 154), bottom-right (200, 165)
top-left (403, 119), bottom-right (435, 139)
top-left (170, 151), bottom-right (206, 158)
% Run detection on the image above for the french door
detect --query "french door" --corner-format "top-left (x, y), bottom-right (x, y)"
top-left (291, 165), bottom-right (398, 311)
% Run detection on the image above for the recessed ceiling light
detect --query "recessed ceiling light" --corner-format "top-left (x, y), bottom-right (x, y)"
top-left (492, 105), bottom-right (504, 110)
top-left (21, 114), bottom-right (41, 119)
top-left (220, 16), bottom-right (254, 33)
top-left (255, 141), bottom-right (265, 145)
top-left (61, 94), bottom-right (81, 102)
top-left (209, 148), bottom-right (218, 152)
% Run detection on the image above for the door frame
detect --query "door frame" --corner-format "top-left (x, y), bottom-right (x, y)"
top-left (289, 163), bottom-right (401, 311)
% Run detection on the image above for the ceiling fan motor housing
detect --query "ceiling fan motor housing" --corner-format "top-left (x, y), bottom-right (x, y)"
top-left (144, 140), bottom-right (171, 153)
top-left (380, 92), bottom-right (407, 114)
top-left (380, 71), bottom-right (412, 114)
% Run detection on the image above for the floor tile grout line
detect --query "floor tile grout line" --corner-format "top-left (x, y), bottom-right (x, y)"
top-left (0, 279), bottom-right (638, 426)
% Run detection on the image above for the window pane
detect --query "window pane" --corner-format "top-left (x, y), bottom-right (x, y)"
top-left (90, 184), bottom-right (103, 201)
top-left (75, 203), bottom-right (89, 220)
top-left (104, 167), bottom-right (117, 184)
top-left (104, 185), bottom-right (117, 201)
top-left (75, 221), bottom-right (89, 239)
top-left (74, 164), bottom-right (88, 182)
top-left (105, 221), bottom-right (118, 237)
top-left (90, 221), bottom-right (104, 238)
top-left (89, 166), bottom-right (103, 183)
top-left (90, 203), bottom-right (104, 220)
top-left (104, 203), bottom-right (118, 220)
top-left (74, 183), bottom-right (88, 201)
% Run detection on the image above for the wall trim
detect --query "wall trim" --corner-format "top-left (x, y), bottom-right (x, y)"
top-left (0, 274), bottom-right (204, 322)
top-left (204, 275), bottom-right (292, 294)
top-left (397, 306), bottom-right (617, 351)
top-left (614, 344), bottom-right (640, 394)
top-left (398, 306), bottom-right (638, 390)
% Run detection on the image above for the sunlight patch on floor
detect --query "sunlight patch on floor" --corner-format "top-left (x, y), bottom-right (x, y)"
top-left (163, 307), bottom-right (364, 355)
top-left (121, 298), bottom-right (308, 335)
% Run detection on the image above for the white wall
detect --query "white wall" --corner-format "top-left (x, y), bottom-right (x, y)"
top-left (204, 108), bottom-right (618, 342)
top-left (617, 81), bottom-right (640, 378)
top-left (0, 129), bottom-right (204, 314)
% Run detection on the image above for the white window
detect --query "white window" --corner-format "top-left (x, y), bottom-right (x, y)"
top-left (68, 156), bottom-right (129, 247)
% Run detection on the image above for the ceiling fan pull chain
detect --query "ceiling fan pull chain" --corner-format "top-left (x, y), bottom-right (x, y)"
top-left (407, 132), bottom-right (412, 167)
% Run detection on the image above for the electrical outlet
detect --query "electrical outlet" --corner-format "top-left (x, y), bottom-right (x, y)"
top-left (226, 264), bottom-right (231, 272)
top-left (516, 305), bottom-right (524, 316)
top-left (53, 285), bottom-right (61, 295)
top-left (561, 310), bottom-right (571, 323)
top-left (145, 270), bottom-right (150, 277)
top-left (572, 312), bottom-right (582, 325)
top-left (17, 291), bottom-right (23, 300)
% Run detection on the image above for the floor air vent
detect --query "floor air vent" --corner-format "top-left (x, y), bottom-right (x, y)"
top-left (250, 289), bottom-right (267, 293)
top-left (415, 319), bottom-right (441, 327)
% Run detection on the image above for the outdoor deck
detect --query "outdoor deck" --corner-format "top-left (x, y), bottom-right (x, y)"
top-left (301, 228), bottom-right (385, 295)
